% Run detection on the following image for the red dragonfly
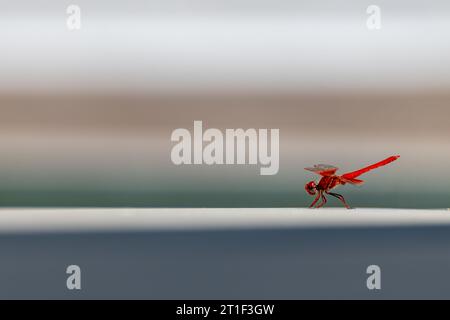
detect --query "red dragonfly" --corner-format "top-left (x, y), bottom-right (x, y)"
top-left (304, 155), bottom-right (400, 209)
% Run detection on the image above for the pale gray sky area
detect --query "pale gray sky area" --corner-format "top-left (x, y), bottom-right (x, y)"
top-left (1, 2), bottom-right (450, 93)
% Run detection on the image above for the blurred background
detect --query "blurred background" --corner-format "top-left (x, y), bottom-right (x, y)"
top-left (1, 0), bottom-right (449, 208)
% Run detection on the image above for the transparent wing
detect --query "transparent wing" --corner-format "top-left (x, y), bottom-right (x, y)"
top-left (304, 164), bottom-right (338, 176)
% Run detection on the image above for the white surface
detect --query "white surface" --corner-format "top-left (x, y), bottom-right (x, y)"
top-left (0, 207), bottom-right (449, 233)
top-left (1, 207), bottom-right (450, 298)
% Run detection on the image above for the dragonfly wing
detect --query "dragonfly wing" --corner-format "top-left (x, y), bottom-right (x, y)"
top-left (305, 164), bottom-right (338, 176)
top-left (341, 177), bottom-right (365, 185)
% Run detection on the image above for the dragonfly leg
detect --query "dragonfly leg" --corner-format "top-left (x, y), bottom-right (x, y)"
top-left (316, 192), bottom-right (327, 208)
top-left (309, 191), bottom-right (321, 208)
top-left (327, 192), bottom-right (351, 209)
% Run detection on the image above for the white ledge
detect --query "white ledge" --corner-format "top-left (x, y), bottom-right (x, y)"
top-left (0, 207), bottom-right (449, 233)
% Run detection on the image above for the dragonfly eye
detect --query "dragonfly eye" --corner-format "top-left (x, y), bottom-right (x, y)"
top-left (305, 181), bottom-right (317, 195)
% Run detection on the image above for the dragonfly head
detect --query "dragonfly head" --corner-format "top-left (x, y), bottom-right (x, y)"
top-left (305, 181), bottom-right (317, 196)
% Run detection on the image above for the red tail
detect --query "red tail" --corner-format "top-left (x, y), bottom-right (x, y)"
top-left (341, 155), bottom-right (400, 180)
